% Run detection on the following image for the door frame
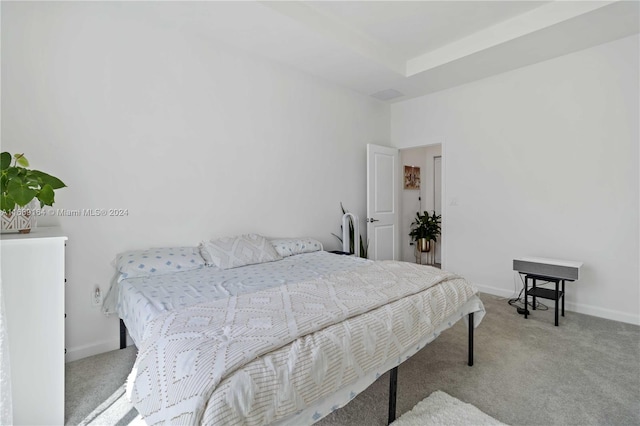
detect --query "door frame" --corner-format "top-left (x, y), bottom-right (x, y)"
top-left (398, 141), bottom-right (447, 269)
top-left (433, 155), bottom-right (442, 265)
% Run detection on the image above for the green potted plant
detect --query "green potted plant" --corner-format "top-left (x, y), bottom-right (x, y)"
top-left (1, 152), bottom-right (66, 233)
top-left (409, 210), bottom-right (441, 253)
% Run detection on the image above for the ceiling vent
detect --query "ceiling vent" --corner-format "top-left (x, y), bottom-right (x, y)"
top-left (371, 89), bottom-right (404, 101)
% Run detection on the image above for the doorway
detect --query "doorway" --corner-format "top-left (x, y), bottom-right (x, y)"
top-left (399, 144), bottom-right (443, 265)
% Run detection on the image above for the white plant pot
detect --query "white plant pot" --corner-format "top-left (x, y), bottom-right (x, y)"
top-left (1, 203), bottom-right (35, 234)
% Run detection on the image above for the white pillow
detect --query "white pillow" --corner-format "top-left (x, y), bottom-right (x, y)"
top-left (116, 247), bottom-right (206, 281)
top-left (199, 234), bottom-right (282, 270)
top-left (270, 238), bottom-right (323, 257)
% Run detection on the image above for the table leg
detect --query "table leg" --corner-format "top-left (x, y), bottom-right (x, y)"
top-left (524, 276), bottom-right (528, 319)
top-left (532, 278), bottom-right (537, 310)
top-left (561, 280), bottom-right (565, 317)
top-left (554, 280), bottom-right (559, 326)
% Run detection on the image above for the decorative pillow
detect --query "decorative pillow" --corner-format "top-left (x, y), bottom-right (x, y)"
top-left (270, 238), bottom-right (324, 257)
top-left (115, 247), bottom-right (206, 281)
top-left (199, 234), bottom-right (282, 270)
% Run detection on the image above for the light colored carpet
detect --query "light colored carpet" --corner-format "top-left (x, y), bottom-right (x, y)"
top-left (73, 384), bottom-right (141, 426)
top-left (65, 293), bottom-right (640, 425)
top-left (391, 391), bottom-right (506, 426)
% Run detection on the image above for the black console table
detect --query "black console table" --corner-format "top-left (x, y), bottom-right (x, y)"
top-left (523, 274), bottom-right (572, 326)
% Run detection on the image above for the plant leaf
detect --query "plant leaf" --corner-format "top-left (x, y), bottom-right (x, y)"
top-left (0, 193), bottom-right (16, 214)
top-left (359, 235), bottom-right (369, 259)
top-left (31, 170), bottom-right (66, 189)
top-left (37, 184), bottom-right (55, 206)
top-left (7, 178), bottom-right (37, 207)
top-left (5, 167), bottom-right (19, 179)
top-left (0, 152), bottom-right (10, 171)
top-left (14, 153), bottom-right (29, 167)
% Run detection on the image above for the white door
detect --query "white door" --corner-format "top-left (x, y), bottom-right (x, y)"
top-left (434, 156), bottom-right (442, 264)
top-left (367, 144), bottom-right (400, 260)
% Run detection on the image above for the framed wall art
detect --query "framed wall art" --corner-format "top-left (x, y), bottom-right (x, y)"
top-left (404, 165), bottom-right (420, 190)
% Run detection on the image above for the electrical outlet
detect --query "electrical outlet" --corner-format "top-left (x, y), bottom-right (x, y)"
top-left (92, 287), bottom-right (103, 307)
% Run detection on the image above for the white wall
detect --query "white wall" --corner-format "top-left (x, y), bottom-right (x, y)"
top-left (400, 145), bottom-right (441, 263)
top-left (1, 2), bottom-right (390, 360)
top-left (392, 35), bottom-right (639, 325)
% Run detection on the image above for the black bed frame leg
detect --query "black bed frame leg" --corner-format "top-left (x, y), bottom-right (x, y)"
top-left (388, 366), bottom-right (398, 425)
top-left (386, 313), bottom-right (474, 424)
top-left (120, 319), bottom-right (127, 349)
top-left (468, 312), bottom-right (474, 367)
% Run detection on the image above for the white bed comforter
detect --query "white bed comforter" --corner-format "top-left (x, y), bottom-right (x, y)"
top-left (127, 261), bottom-right (479, 425)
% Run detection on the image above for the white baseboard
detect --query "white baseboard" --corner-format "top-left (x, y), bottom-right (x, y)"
top-left (562, 301), bottom-right (640, 325)
top-left (65, 338), bottom-right (123, 363)
top-left (476, 283), bottom-right (640, 326)
top-left (474, 283), bottom-right (517, 299)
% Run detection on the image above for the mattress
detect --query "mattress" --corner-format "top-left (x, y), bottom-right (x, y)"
top-left (124, 257), bottom-right (485, 425)
top-left (116, 251), bottom-right (370, 346)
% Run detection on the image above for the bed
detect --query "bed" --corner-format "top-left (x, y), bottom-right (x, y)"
top-left (103, 235), bottom-right (485, 425)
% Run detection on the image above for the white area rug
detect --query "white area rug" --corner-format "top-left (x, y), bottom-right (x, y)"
top-left (392, 391), bottom-right (507, 426)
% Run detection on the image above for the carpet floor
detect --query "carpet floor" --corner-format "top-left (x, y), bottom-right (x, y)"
top-left (65, 293), bottom-right (640, 425)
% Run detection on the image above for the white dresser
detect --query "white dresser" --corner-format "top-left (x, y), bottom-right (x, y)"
top-left (1, 227), bottom-right (66, 425)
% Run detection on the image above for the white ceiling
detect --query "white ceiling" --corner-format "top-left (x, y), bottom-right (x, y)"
top-left (139, 1), bottom-right (640, 103)
top-left (305, 1), bottom-right (551, 58)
